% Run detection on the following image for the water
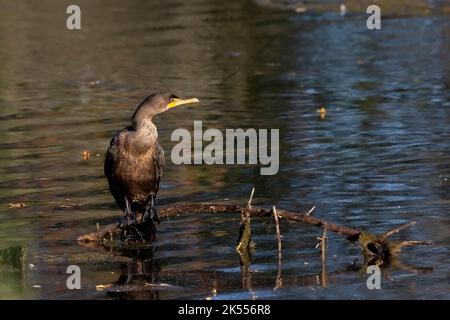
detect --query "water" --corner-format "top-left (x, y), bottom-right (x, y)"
top-left (0, 0), bottom-right (449, 299)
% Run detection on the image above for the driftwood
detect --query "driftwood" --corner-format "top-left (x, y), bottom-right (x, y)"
top-left (357, 223), bottom-right (431, 266)
top-left (78, 203), bottom-right (360, 243)
top-left (76, 193), bottom-right (434, 297)
top-left (78, 203), bottom-right (360, 247)
top-left (78, 189), bottom-right (431, 265)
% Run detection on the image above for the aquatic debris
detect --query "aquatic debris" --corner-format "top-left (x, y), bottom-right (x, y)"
top-left (205, 286), bottom-right (218, 299)
top-left (88, 80), bottom-right (101, 87)
top-left (59, 200), bottom-right (83, 209)
top-left (358, 222), bottom-right (432, 266)
top-left (78, 188), bottom-right (431, 265)
top-left (236, 188), bottom-right (254, 252)
top-left (340, 4), bottom-right (347, 16)
top-left (8, 202), bottom-right (26, 208)
top-left (225, 51), bottom-right (242, 58)
top-left (96, 284), bottom-right (113, 291)
top-left (272, 206), bottom-right (282, 256)
top-left (80, 80), bottom-right (101, 87)
top-left (316, 228), bottom-right (328, 264)
top-left (306, 205), bottom-right (316, 216)
top-left (81, 150), bottom-right (91, 160)
top-left (317, 107), bottom-right (327, 120)
top-left (144, 282), bottom-right (173, 287)
top-left (273, 206), bottom-right (283, 291)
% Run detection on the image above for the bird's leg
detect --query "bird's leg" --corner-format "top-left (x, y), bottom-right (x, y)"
top-left (126, 198), bottom-right (138, 225)
top-left (143, 195), bottom-right (160, 224)
top-left (119, 197), bottom-right (137, 228)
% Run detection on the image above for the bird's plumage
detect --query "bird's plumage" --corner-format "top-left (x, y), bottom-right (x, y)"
top-left (104, 92), bottom-right (198, 229)
top-left (105, 124), bottom-right (164, 215)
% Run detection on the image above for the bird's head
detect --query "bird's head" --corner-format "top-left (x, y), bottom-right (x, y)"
top-left (131, 92), bottom-right (199, 128)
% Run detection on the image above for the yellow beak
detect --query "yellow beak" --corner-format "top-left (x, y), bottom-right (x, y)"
top-left (167, 97), bottom-right (199, 109)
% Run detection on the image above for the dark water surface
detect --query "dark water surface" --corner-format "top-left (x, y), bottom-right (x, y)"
top-left (0, 0), bottom-right (449, 299)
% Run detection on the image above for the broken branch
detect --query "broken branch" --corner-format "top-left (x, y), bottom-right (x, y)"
top-left (381, 221), bottom-right (416, 241)
top-left (158, 203), bottom-right (361, 238)
top-left (272, 206), bottom-right (282, 255)
top-left (77, 198), bottom-right (431, 265)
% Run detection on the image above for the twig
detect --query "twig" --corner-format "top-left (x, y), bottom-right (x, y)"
top-left (274, 256), bottom-right (283, 290)
top-left (247, 187), bottom-right (255, 207)
top-left (272, 206), bottom-right (282, 255)
top-left (236, 191), bottom-right (254, 252)
top-left (316, 228), bottom-right (328, 287)
top-left (77, 223), bottom-right (118, 242)
top-left (306, 206), bottom-right (316, 216)
top-left (273, 207), bottom-right (283, 290)
top-left (397, 240), bottom-right (432, 249)
top-left (382, 221), bottom-right (416, 240)
top-left (320, 228), bottom-right (327, 265)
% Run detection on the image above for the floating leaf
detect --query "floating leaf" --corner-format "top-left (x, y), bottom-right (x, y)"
top-left (9, 203), bottom-right (26, 208)
top-left (96, 284), bottom-right (113, 291)
top-left (81, 150), bottom-right (91, 160)
top-left (316, 107), bottom-right (327, 120)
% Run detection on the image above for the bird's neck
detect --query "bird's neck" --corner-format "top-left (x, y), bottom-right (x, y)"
top-left (132, 120), bottom-right (158, 153)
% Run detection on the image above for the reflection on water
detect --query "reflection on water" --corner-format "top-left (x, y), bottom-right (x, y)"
top-left (0, 0), bottom-right (449, 299)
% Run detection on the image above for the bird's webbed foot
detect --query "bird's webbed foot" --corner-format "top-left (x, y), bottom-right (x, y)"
top-left (143, 196), bottom-right (160, 224)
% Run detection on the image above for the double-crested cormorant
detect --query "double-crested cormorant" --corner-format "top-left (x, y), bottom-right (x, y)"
top-left (104, 92), bottom-right (199, 231)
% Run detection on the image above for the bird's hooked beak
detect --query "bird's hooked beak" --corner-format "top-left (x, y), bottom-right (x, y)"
top-left (167, 97), bottom-right (199, 109)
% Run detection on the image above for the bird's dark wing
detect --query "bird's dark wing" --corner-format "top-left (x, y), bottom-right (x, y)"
top-left (104, 128), bottom-right (128, 211)
top-left (152, 144), bottom-right (165, 197)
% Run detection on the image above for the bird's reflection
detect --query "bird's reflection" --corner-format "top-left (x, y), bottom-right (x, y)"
top-left (115, 247), bottom-right (161, 289)
top-left (94, 243), bottom-right (165, 299)
top-left (78, 240), bottom-right (433, 300)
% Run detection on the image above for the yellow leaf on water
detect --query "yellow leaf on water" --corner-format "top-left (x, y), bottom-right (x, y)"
top-left (9, 203), bottom-right (26, 208)
top-left (95, 284), bottom-right (112, 291)
top-left (81, 150), bottom-right (91, 160)
top-left (316, 107), bottom-right (327, 120)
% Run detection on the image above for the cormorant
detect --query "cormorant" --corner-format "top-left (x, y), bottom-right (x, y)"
top-left (104, 92), bottom-right (199, 233)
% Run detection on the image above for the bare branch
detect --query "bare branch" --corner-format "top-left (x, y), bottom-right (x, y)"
top-left (397, 240), bottom-right (432, 249)
top-left (306, 206), bottom-right (316, 216)
top-left (272, 206), bottom-right (282, 255)
top-left (382, 221), bottom-right (416, 240)
top-left (247, 187), bottom-right (255, 207)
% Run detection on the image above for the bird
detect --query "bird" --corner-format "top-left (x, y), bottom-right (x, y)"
top-left (104, 92), bottom-right (199, 236)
